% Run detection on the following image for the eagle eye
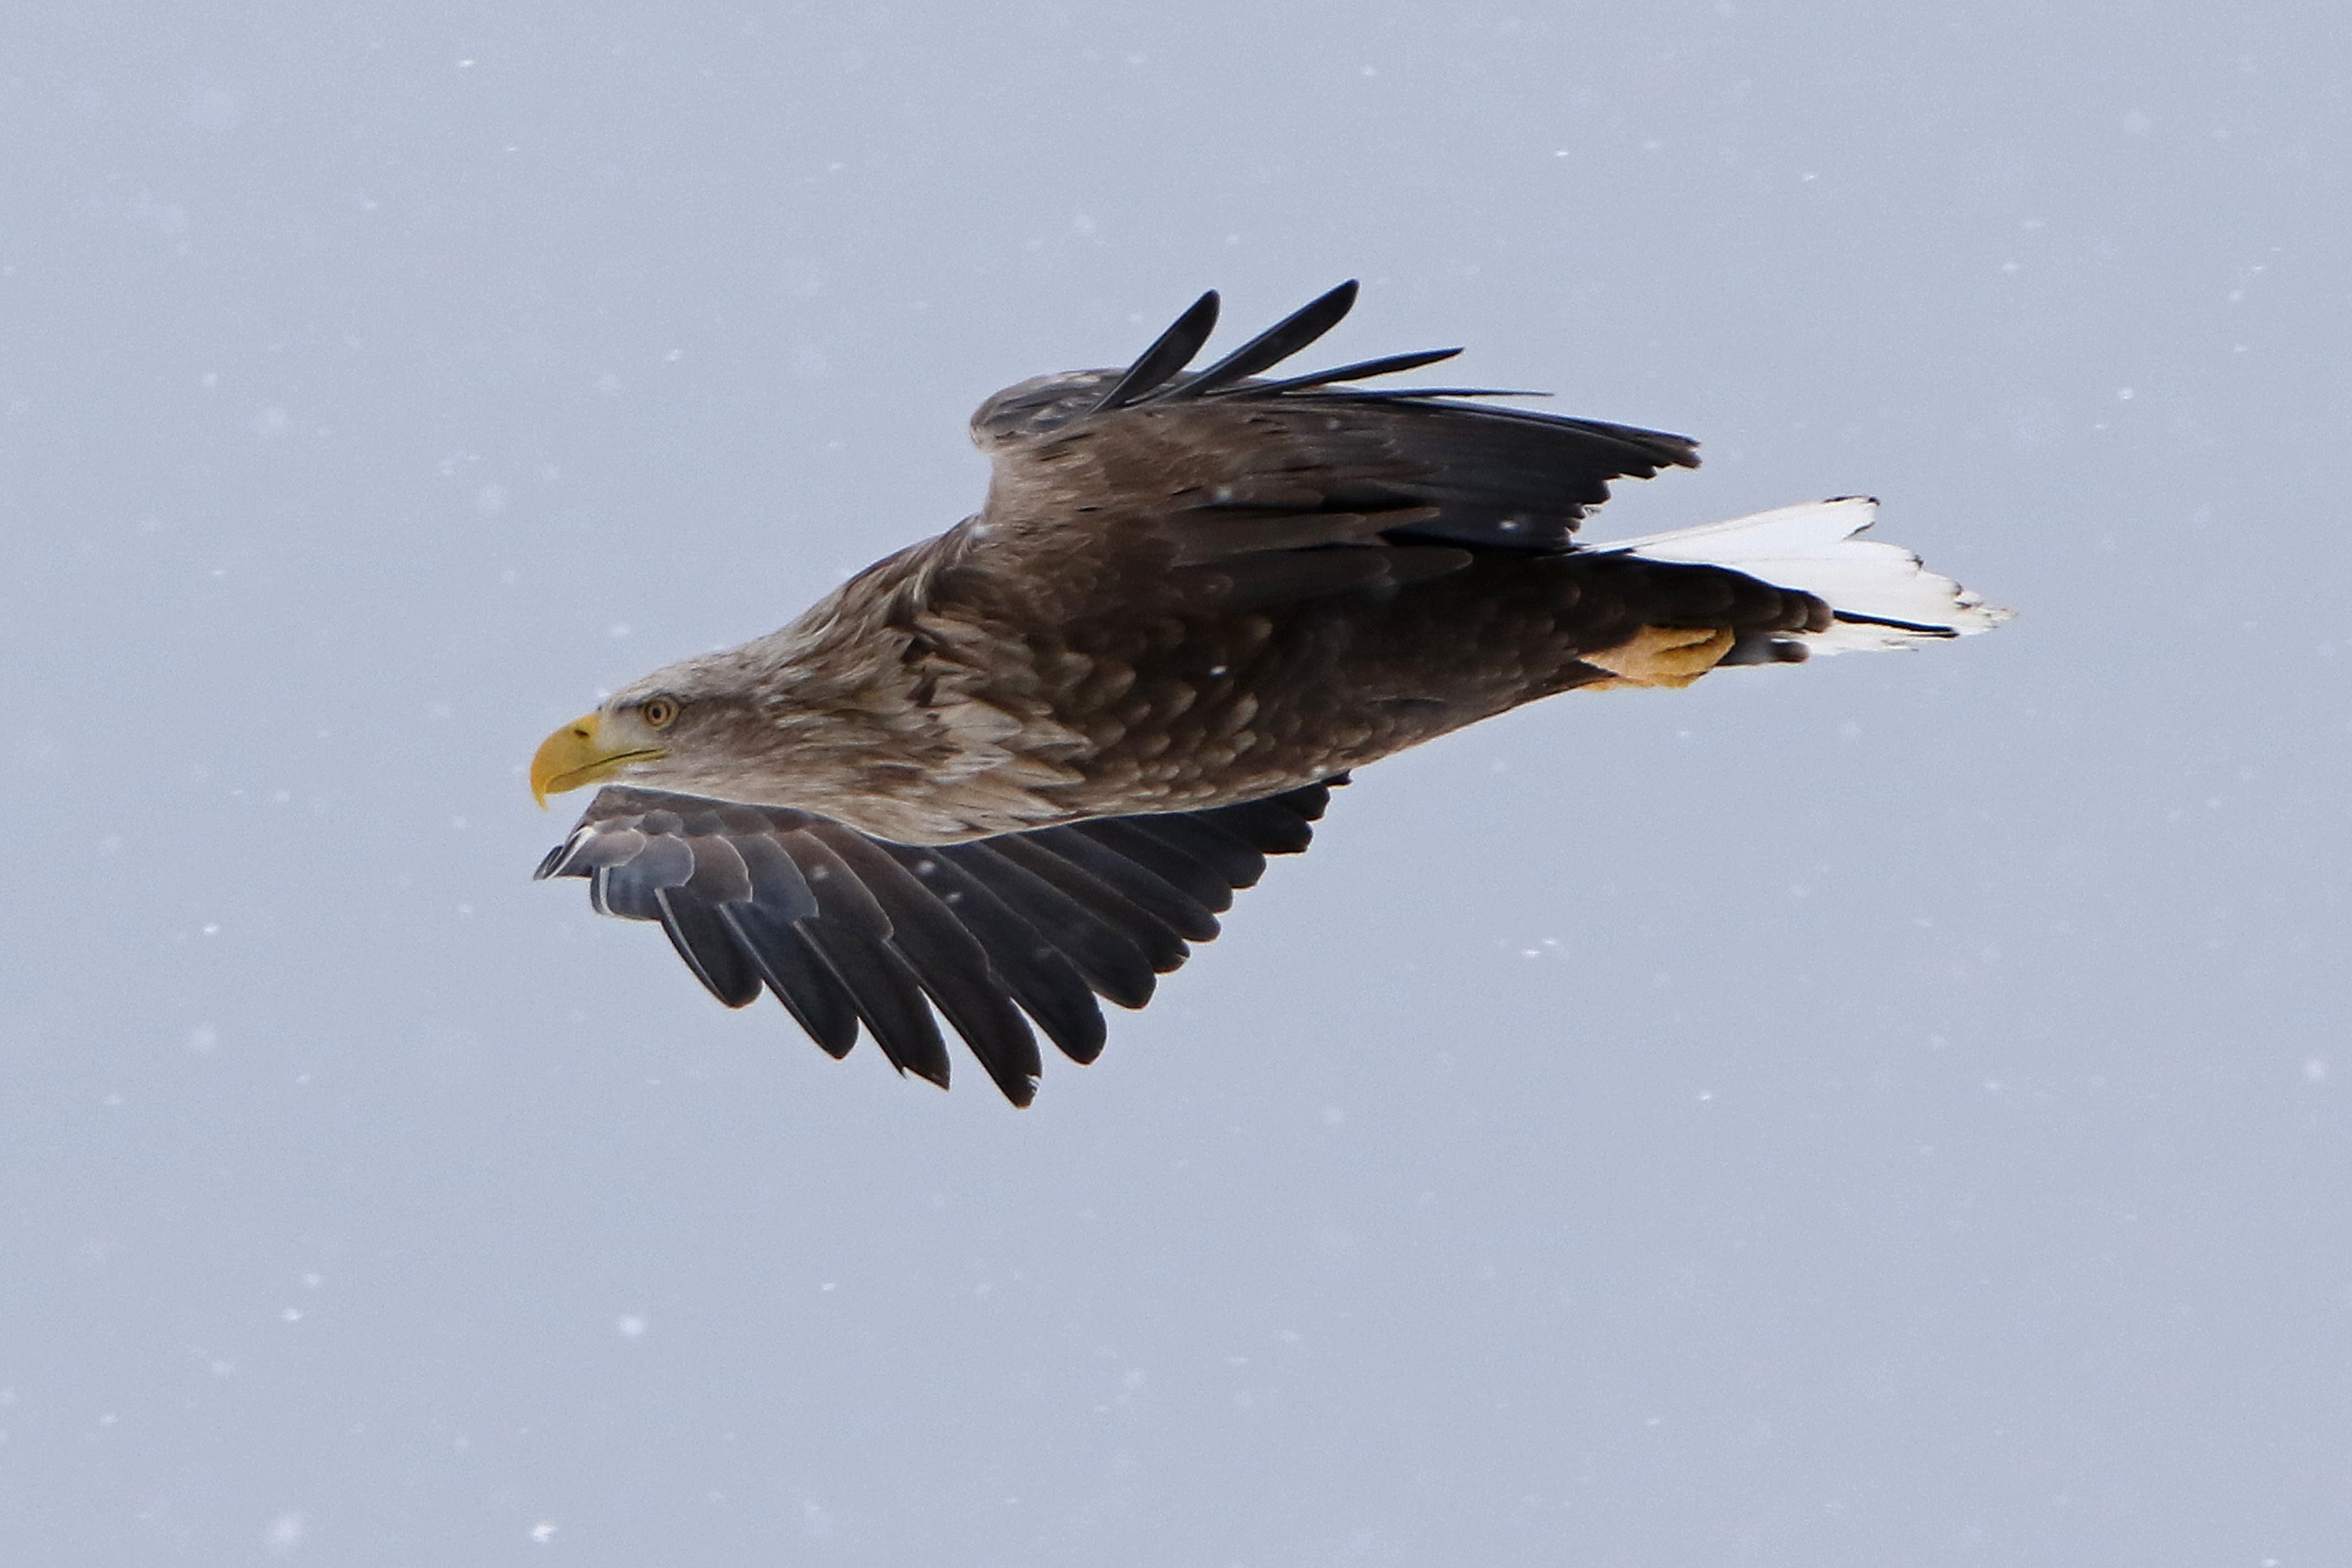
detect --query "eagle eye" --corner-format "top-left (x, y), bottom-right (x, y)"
top-left (639, 695), bottom-right (681, 729)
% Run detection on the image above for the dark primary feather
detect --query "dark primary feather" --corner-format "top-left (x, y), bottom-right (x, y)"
top-left (538, 782), bottom-right (1337, 1107)
top-left (1161, 279), bottom-right (1361, 401)
top-left (879, 844), bottom-right (1109, 1064)
top-left (943, 841), bottom-right (1162, 1011)
top-left (1228, 346), bottom-right (1465, 398)
top-left (1091, 289), bottom-right (1221, 413)
top-left (722, 904), bottom-right (860, 1056)
top-left (813, 826), bottom-right (1043, 1102)
top-left (782, 828), bottom-right (954, 1089)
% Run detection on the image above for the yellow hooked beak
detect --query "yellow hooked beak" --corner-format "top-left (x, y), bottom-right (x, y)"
top-left (529, 711), bottom-right (666, 807)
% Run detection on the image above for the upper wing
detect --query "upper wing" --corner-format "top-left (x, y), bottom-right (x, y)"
top-left (962, 282), bottom-right (1699, 616)
top-left (534, 780), bottom-right (1339, 1106)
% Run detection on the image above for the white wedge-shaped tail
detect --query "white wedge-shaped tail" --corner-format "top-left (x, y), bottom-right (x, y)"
top-left (1598, 497), bottom-right (2012, 655)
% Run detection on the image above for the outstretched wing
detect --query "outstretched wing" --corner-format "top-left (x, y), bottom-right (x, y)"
top-left (963, 282), bottom-right (1700, 616)
top-left (534, 781), bottom-right (1339, 1106)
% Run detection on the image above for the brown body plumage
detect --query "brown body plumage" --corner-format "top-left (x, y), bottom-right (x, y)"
top-left (531, 284), bottom-right (2002, 1103)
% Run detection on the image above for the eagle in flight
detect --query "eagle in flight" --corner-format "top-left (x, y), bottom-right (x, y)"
top-left (531, 283), bottom-right (2005, 1104)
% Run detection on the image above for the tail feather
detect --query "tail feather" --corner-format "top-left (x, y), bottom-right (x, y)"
top-left (1596, 497), bottom-right (2011, 655)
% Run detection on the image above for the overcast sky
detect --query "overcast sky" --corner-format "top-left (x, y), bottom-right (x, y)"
top-left (7, 3), bottom-right (2349, 1563)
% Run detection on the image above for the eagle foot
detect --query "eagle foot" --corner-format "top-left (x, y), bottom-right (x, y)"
top-left (1580, 625), bottom-right (1737, 690)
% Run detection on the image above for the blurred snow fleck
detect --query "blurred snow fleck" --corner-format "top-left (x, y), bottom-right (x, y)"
top-left (530, 1522), bottom-right (557, 1544)
top-left (253, 407), bottom-right (289, 437)
top-left (2304, 1058), bottom-right (2328, 1084)
top-left (263, 1511), bottom-right (304, 1554)
top-left (187, 1024), bottom-right (218, 1054)
top-left (616, 1314), bottom-right (648, 1337)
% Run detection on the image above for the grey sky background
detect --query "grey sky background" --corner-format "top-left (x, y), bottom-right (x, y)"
top-left (6, 2), bottom-right (2348, 1563)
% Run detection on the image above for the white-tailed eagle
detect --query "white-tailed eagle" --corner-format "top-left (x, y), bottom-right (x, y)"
top-left (531, 284), bottom-right (2006, 1104)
